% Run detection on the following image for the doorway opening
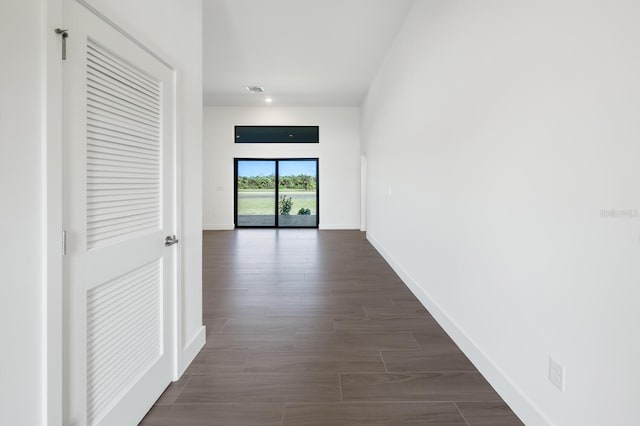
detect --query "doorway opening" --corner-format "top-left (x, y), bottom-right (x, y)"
top-left (234, 158), bottom-right (319, 228)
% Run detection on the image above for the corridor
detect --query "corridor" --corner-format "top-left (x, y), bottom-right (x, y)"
top-left (142, 230), bottom-right (523, 425)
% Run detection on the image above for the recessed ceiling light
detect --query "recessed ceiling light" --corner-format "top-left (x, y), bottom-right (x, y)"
top-left (265, 98), bottom-right (273, 103)
top-left (246, 86), bottom-right (264, 93)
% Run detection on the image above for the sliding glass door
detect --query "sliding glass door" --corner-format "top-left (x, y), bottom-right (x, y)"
top-left (278, 159), bottom-right (318, 228)
top-left (236, 160), bottom-right (277, 227)
top-left (235, 158), bottom-right (319, 228)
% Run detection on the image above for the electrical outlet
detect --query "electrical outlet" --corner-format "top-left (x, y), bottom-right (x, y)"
top-left (548, 357), bottom-right (565, 392)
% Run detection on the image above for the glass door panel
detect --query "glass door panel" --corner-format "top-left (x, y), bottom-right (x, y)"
top-left (236, 160), bottom-right (276, 227)
top-left (235, 158), bottom-right (318, 228)
top-left (278, 159), bottom-right (318, 228)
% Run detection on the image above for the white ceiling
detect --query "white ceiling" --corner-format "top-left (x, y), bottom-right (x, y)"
top-left (203, 0), bottom-right (415, 107)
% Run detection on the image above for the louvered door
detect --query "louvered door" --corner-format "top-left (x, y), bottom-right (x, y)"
top-left (63, 1), bottom-right (177, 425)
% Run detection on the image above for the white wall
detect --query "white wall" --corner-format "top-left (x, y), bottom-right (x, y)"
top-left (0, 1), bottom-right (203, 424)
top-left (0, 1), bottom-right (46, 424)
top-left (204, 107), bottom-right (361, 230)
top-left (362, 1), bottom-right (640, 425)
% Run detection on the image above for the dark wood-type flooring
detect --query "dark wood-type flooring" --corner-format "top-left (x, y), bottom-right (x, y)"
top-left (142, 230), bottom-right (524, 425)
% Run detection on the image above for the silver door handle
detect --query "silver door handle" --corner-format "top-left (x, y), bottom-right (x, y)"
top-left (164, 235), bottom-right (179, 247)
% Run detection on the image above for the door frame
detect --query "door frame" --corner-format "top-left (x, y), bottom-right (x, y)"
top-left (45, 1), bottom-right (65, 424)
top-left (46, 1), bottom-right (183, 424)
top-left (234, 158), bottom-right (320, 229)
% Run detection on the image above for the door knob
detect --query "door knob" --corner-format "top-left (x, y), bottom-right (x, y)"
top-left (164, 235), bottom-right (179, 247)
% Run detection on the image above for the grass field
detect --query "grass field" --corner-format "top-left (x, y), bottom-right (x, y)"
top-left (238, 191), bottom-right (316, 215)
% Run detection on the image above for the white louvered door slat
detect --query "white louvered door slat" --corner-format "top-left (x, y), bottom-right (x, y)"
top-left (87, 112), bottom-right (160, 138)
top-left (86, 261), bottom-right (161, 421)
top-left (86, 40), bottom-right (162, 250)
top-left (87, 93), bottom-right (159, 124)
top-left (87, 43), bottom-right (160, 93)
top-left (83, 42), bottom-right (167, 418)
top-left (63, 2), bottom-right (177, 425)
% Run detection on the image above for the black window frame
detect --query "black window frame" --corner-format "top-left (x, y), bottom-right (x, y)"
top-left (234, 126), bottom-right (319, 144)
top-left (234, 158), bottom-right (320, 229)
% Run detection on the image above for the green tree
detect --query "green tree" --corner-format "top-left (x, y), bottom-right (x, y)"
top-left (279, 195), bottom-right (293, 215)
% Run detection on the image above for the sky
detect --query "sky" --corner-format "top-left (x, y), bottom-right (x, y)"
top-left (238, 160), bottom-right (317, 177)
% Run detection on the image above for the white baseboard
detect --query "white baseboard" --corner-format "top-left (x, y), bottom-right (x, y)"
top-left (181, 325), bottom-right (206, 374)
top-left (203, 224), bottom-right (234, 230)
top-left (366, 232), bottom-right (551, 426)
top-left (318, 224), bottom-right (360, 230)
top-left (204, 224), bottom-right (360, 231)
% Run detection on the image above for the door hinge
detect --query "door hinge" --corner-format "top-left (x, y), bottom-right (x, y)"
top-left (54, 28), bottom-right (69, 60)
top-left (62, 230), bottom-right (67, 256)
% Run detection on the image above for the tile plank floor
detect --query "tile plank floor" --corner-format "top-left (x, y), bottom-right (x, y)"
top-left (141, 230), bottom-right (524, 425)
